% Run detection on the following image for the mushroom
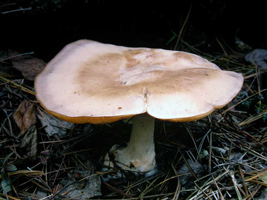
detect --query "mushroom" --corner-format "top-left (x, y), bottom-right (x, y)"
top-left (35, 40), bottom-right (243, 175)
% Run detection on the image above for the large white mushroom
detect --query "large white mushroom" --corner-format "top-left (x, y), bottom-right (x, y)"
top-left (35, 40), bottom-right (243, 175)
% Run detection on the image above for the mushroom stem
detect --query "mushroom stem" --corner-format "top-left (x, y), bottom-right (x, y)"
top-left (113, 114), bottom-right (156, 172)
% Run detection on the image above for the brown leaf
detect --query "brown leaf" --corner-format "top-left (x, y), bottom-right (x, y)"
top-left (13, 101), bottom-right (36, 136)
top-left (8, 49), bottom-right (46, 81)
top-left (20, 126), bottom-right (38, 158)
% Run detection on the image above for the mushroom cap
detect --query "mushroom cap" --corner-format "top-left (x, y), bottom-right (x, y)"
top-left (35, 40), bottom-right (243, 124)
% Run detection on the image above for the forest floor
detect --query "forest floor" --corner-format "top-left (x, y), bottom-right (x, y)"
top-left (1, 37), bottom-right (267, 200)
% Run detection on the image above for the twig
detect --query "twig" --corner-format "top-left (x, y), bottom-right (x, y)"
top-left (1, 7), bottom-right (32, 14)
top-left (229, 170), bottom-right (242, 200)
top-left (0, 75), bottom-right (35, 95)
top-left (194, 183), bottom-right (212, 200)
top-left (245, 168), bottom-right (267, 182)
top-left (52, 156), bottom-right (65, 187)
top-left (209, 131), bottom-right (212, 173)
top-left (174, 5), bottom-right (192, 50)
top-left (213, 179), bottom-right (225, 200)
top-left (238, 109), bottom-right (267, 126)
top-left (102, 181), bottom-right (134, 199)
top-left (216, 38), bottom-right (228, 55)
top-left (254, 61), bottom-right (262, 97)
top-left (221, 88), bottom-right (267, 114)
top-left (171, 164), bottom-right (181, 200)
top-left (180, 152), bottom-right (198, 181)
top-left (0, 193), bottom-right (20, 200)
top-left (138, 176), bottom-right (159, 199)
top-left (187, 127), bottom-right (199, 156)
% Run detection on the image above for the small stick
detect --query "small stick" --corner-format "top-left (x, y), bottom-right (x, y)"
top-left (102, 181), bottom-right (134, 199)
top-left (174, 5), bottom-right (192, 50)
top-left (1, 7), bottom-right (32, 15)
top-left (194, 183), bottom-right (212, 200)
top-left (213, 179), bottom-right (225, 200)
top-left (254, 61), bottom-right (262, 97)
top-left (209, 131), bottom-right (212, 173)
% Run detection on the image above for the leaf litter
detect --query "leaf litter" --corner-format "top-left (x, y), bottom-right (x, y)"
top-left (6, 49), bottom-right (46, 81)
top-left (1, 39), bottom-right (267, 199)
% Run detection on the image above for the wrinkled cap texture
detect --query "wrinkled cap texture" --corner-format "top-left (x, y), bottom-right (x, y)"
top-left (35, 40), bottom-right (244, 124)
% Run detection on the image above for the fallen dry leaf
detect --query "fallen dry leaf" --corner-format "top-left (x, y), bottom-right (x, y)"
top-left (37, 110), bottom-right (74, 137)
top-left (13, 101), bottom-right (36, 136)
top-left (8, 49), bottom-right (46, 81)
top-left (20, 125), bottom-right (38, 158)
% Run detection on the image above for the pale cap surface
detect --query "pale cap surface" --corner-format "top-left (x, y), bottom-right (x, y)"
top-left (35, 40), bottom-right (244, 123)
